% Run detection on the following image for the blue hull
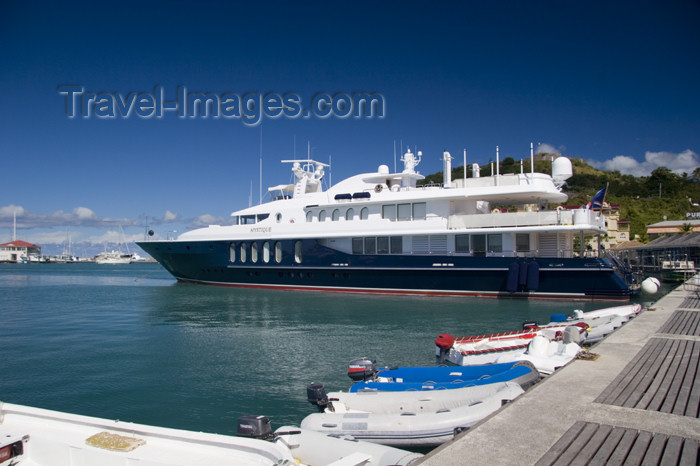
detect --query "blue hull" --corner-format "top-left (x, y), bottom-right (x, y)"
top-left (137, 239), bottom-right (637, 300)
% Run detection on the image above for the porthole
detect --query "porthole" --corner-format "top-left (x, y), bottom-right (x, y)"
top-left (274, 241), bottom-right (282, 263)
top-left (240, 243), bottom-right (247, 263)
top-left (262, 242), bottom-right (270, 263)
top-left (294, 241), bottom-right (303, 264)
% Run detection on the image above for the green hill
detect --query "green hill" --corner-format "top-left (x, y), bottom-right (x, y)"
top-left (419, 155), bottom-right (700, 242)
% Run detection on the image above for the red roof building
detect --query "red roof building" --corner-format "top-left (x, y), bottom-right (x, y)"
top-left (0, 240), bottom-right (41, 263)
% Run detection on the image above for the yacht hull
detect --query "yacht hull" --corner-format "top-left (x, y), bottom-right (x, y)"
top-left (138, 239), bottom-right (636, 301)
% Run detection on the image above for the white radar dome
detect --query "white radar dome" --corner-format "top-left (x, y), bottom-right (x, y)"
top-left (378, 164), bottom-right (390, 174)
top-left (552, 157), bottom-right (573, 186)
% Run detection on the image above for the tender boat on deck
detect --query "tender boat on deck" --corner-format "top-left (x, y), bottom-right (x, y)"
top-left (138, 145), bottom-right (639, 301)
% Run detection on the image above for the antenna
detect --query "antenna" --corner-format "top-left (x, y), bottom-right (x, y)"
top-left (393, 140), bottom-right (397, 173)
top-left (496, 145), bottom-right (500, 186)
top-left (259, 125), bottom-right (263, 205)
top-left (463, 149), bottom-right (467, 184)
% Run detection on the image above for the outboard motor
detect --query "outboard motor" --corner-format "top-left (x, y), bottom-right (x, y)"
top-left (347, 358), bottom-right (377, 382)
top-left (306, 382), bottom-right (330, 412)
top-left (236, 415), bottom-right (274, 441)
top-left (434, 334), bottom-right (455, 364)
top-left (522, 321), bottom-right (538, 330)
top-left (563, 325), bottom-right (582, 344)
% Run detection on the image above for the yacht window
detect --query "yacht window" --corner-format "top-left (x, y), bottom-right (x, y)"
top-left (382, 204), bottom-right (396, 221)
top-left (360, 207), bottom-right (369, 220)
top-left (274, 241), bottom-right (282, 263)
top-left (294, 241), bottom-right (303, 263)
top-left (240, 242), bottom-right (247, 262)
top-left (390, 236), bottom-right (403, 254)
top-left (251, 242), bottom-right (259, 263)
top-left (241, 215), bottom-right (256, 225)
top-left (275, 213), bottom-right (282, 223)
top-left (332, 209), bottom-right (340, 221)
top-left (306, 211), bottom-right (313, 222)
top-left (487, 234), bottom-right (502, 253)
top-left (257, 213), bottom-right (269, 222)
top-left (318, 210), bottom-right (327, 222)
top-left (364, 237), bottom-right (377, 254)
top-left (516, 234), bottom-right (530, 253)
top-left (377, 236), bottom-right (389, 254)
top-left (346, 208), bottom-right (355, 220)
top-left (413, 202), bottom-right (426, 220)
top-left (262, 242), bottom-right (270, 263)
top-left (397, 203), bottom-right (411, 221)
top-left (231, 216), bottom-right (239, 225)
top-left (455, 234), bottom-right (470, 253)
top-left (472, 235), bottom-right (486, 257)
top-left (229, 243), bottom-right (236, 262)
top-left (352, 237), bottom-right (364, 254)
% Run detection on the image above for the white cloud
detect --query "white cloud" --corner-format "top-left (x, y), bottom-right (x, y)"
top-left (163, 210), bottom-right (178, 222)
top-left (0, 205), bottom-right (26, 217)
top-left (0, 205), bottom-right (140, 229)
top-left (589, 149), bottom-right (700, 177)
top-left (191, 214), bottom-right (223, 228)
top-left (73, 206), bottom-right (97, 219)
top-left (536, 143), bottom-right (563, 155)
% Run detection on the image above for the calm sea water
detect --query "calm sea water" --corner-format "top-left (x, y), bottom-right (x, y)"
top-left (0, 263), bottom-right (666, 437)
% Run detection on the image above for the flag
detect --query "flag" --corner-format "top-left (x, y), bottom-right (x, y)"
top-left (587, 186), bottom-right (607, 210)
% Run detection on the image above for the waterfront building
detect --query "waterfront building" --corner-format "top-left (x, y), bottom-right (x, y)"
top-left (0, 240), bottom-right (41, 263)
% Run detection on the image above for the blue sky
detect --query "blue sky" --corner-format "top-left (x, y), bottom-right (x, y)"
top-left (1, 0), bottom-right (699, 256)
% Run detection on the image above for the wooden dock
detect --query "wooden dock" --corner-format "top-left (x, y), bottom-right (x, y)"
top-left (419, 279), bottom-right (700, 465)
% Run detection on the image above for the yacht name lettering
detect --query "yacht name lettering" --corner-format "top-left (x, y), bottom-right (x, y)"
top-left (250, 227), bottom-right (271, 233)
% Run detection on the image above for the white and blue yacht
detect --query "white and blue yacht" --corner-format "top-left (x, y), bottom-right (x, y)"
top-left (138, 145), bottom-right (639, 300)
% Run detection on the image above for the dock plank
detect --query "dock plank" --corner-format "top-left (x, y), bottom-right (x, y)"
top-left (536, 423), bottom-right (700, 466)
top-left (679, 438), bottom-right (698, 466)
top-left (595, 339), bottom-right (663, 405)
top-left (660, 436), bottom-right (684, 466)
top-left (569, 423), bottom-right (614, 466)
top-left (533, 421), bottom-right (587, 466)
top-left (637, 339), bottom-right (681, 410)
top-left (686, 346), bottom-right (700, 418)
top-left (642, 433), bottom-right (668, 465)
top-left (621, 339), bottom-right (676, 408)
top-left (660, 339), bottom-right (693, 414)
top-left (588, 426), bottom-right (626, 464)
top-left (622, 430), bottom-right (653, 465)
top-left (660, 310), bottom-right (700, 336)
top-left (606, 429), bottom-right (639, 466)
top-left (671, 340), bottom-right (700, 416)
